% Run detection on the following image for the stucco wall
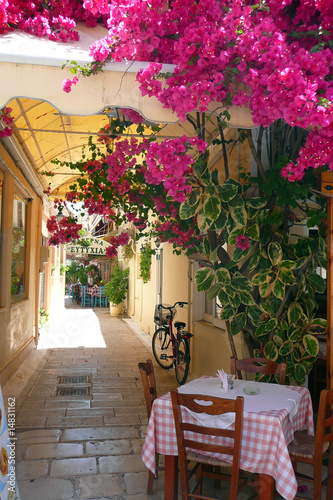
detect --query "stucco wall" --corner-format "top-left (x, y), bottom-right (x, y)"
top-left (0, 144), bottom-right (42, 385)
top-left (191, 321), bottom-right (246, 378)
top-left (129, 242), bottom-right (189, 336)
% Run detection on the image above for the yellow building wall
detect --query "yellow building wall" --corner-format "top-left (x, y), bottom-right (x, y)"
top-left (129, 241), bottom-right (189, 337)
top-left (0, 143), bottom-right (43, 386)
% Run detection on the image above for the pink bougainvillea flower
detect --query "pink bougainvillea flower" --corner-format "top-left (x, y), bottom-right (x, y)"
top-left (62, 77), bottom-right (79, 94)
top-left (235, 235), bottom-right (250, 251)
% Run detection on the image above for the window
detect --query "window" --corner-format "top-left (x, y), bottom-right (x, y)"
top-left (11, 188), bottom-right (27, 301)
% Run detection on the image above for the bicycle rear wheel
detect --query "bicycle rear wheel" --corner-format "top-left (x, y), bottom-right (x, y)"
top-left (175, 336), bottom-right (190, 385)
top-left (152, 328), bottom-right (173, 369)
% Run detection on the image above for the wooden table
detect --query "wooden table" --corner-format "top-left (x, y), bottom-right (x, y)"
top-left (142, 377), bottom-right (314, 500)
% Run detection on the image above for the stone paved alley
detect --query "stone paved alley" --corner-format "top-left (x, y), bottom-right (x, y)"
top-left (2, 300), bottom-right (311, 500)
top-left (2, 300), bottom-right (180, 500)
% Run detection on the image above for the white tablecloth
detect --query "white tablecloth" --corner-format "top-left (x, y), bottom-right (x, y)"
top-left (178, 377), bottom-right (301, 428)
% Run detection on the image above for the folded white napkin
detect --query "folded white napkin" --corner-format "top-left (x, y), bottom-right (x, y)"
top-left (216, 369), bottom-right (228, 392)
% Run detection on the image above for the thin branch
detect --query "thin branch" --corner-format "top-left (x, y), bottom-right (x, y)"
top-left (247, 129), bottom-right (267, 182)
top-left (217, 116), bottom-right (230, 180)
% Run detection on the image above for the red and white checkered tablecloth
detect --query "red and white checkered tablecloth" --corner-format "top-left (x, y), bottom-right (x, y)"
top-left (86, 286), bottom-right (101, 296)
top-left (142, 380), bottom-right (314, 500)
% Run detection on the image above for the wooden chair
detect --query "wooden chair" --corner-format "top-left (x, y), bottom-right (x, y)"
top-left (230, 356), bottom-right (287, 385)
top-left (138, 360), bottom-right (159, 495)
top-left (80, 286), bottom-right (94, 307)
top-left (170, 389), bottom-right (244, 500)
top-left (94, 286), bottom-right (108, 307)
top-left (288, 389), bottom-right (333, 500)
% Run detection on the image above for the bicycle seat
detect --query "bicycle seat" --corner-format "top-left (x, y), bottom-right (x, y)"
top-left (174, 321), bottom-right (186, 330)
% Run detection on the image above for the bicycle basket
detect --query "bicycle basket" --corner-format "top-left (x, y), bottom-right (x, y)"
top-left (154, 304), bottom-right (176, 326)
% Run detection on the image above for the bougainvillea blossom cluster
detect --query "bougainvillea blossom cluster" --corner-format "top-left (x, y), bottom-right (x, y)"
top-left (47, 215), bottom-right (83, 245)
top-left (0, 106), bottom-right (14, 138)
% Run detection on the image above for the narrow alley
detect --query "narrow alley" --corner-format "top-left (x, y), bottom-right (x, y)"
top-left (2, 300), bottom-right (179, 500)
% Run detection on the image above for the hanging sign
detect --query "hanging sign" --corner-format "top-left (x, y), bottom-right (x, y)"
top-left (66, 237), bottom-right (111, 256)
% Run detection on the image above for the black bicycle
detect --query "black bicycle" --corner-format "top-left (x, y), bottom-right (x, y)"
top-left (152, 301), bottom-right (192, 385)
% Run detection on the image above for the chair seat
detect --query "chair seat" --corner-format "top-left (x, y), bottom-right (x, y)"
top-left (187, 450), bottom-right (233, 468)
top-left (288, 431), bottom-right (330, 459)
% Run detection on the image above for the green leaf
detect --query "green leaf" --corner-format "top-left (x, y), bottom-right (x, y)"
top-left (204, 196), bottom-right (221, 221)
top-left (268, 242), bottom-right (283, 265)
top-left (203, 238), bottom-right (210, 256)
top-left (229, 293), bottom-right (241, 309)
top-left (293, 363), bottom-right (307, 385)
top-left (273, 280), bottom-right (285, 300)
top-left (230, 206), bottom-right (247, 226)
top-left (230, 312), bottom-right (247, 335)
top-left (288, 328), bottom-right (301, 342)
top-left (247, 305), bottom-right (262, 324)
top-left (249, 249), bottom-right (260, 271)
top-left (216, 268), bottom-right (231, 285)
top-left (179, 201), bottom-right (198, 219)
top-left (232, 246), bottom-right (252, 262)
top-left (288, 302), bottom-right (303, 324)
top-left (309, 318), bottom-right (327, 332)
top-left (228, 196), bottom-right (245, 208)
top-left (187, 190), bottom-right (200, 207)
top-left (220, 305), bottom-right (233, 321)
top-left (205, 183), bottom-right (217, 196)
top-left (224, 285), bottom-right (236, 298)
top-left (264, 318), bottom-right (278, 332)
top-left (252, 272), bottom-right (269, 286)
top-left (231, 276), bottom-right (252, 292)
top-left (259, 282), bottom-right (273, 298)
top-left (303, 334), bottom-right (319, 357)
top-left (210, 211), bottom-right (228, 231)
top-left (207, 283), bottom-right (220, 301)
top-left (197, 213), bottom-right (211, 232)
top-left (217, 289), bottom-right (229, 305)
top-left (277, 260), bottom-right (296, 271)
top-left (247, 224), bottom-right (260, 241)
top-left (264, 342), bottom-right (279, 361)
top-left (246, 198), bottom-right (267, 209)
top-left (307, 273), bottom-right (326, 293)
top-left (255, 324), bottom-right (267, 338)
top-left (239, 291), bottom-right (255, 306)
top-left (195, 268), bottom-right (214, 292)
top-left (291, 345), bottom-right (303, 363)
top-left (225, 178), bottom-right (242, 193)
top-left (278, 269), bottom-right (296, 286)
top-left (273, 335), bottom-right (283, 347)
top-left (279, 340), bottom-right (294, 357)
top-left (218, 184), bottom-right (238, 202)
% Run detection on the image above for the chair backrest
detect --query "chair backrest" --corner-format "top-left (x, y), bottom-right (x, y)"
top-left (138, 360), bottom-right (158, 418)
top-left (170, 390), bottom-right (244, 500)
top-left (230, 356), bottom-right (287, 385)
top-left (315, 389), bottom-right (333, 462)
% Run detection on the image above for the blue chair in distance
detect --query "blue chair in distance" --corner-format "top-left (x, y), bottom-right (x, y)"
top-left (81, 286), bottom-right (94, 307)
top-left (94, 286), bottom-right (108, 307)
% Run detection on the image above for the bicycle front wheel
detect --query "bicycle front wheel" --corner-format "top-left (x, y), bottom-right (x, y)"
top-left (152, 328), bottom-right (173, 369)
top-left (175, 337), bottom-right (190, 385)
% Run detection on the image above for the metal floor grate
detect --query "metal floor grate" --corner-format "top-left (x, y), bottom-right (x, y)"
top-left (55, 374), bottom-right (92, 397)
top-left (58, 375), bottom-right (91, 384)
top-left (55, 386), bottom-right (91, 396)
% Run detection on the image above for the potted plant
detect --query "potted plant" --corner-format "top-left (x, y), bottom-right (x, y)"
top-left (104, 264), bottom-right (129, 316)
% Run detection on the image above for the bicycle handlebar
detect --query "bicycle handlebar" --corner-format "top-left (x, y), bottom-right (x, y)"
top-left (158, 301), bottom-right (188, 310)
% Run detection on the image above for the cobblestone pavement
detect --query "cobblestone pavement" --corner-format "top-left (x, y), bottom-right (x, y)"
top-left (3, 301), bottom-right (180, 500)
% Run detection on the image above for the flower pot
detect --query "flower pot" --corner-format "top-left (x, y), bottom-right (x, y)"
top-left (110, 302), bottom-right (124, 316)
